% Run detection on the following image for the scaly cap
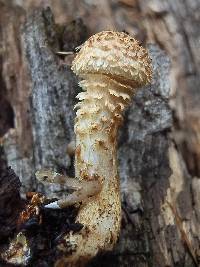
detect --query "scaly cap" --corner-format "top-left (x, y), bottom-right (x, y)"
top-left (72, 31), bottom-right (152, 88)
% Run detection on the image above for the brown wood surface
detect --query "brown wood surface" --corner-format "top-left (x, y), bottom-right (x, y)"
top-left (0, 1), bottom-right (199, 266)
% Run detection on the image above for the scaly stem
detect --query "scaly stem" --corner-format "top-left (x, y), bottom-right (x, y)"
top-left (66, 73), bottom-right (133, 263)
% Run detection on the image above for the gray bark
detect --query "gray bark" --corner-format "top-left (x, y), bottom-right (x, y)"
top-left (23, 7), bottom-right (80, 198)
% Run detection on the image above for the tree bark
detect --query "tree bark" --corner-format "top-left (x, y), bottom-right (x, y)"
top-left (22, 7), bottom-right (84, 199)
top-left (139, 0), bottom-right (200, 178)
top-left (24, 7), bottom-right (173, 267)
top-left (0, 1), bottom-right (199, 267)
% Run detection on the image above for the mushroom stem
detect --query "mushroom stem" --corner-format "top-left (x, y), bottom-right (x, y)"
top-left (75, 74), bottom-right (132, 179)
top-left (60, 74), bottom-right (134, 265)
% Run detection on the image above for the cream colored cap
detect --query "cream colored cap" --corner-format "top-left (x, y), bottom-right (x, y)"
top-left (72, 31), bottom-right (152, 88)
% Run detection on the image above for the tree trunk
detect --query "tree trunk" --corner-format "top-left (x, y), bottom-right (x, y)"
top-left (139, 0), bottom-right (200, 178)
top-left (0, 1), bottom-right (199, 267)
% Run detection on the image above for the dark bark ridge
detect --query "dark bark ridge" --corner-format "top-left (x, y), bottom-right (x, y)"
top-left (23, 8), bottom-right (86, 198)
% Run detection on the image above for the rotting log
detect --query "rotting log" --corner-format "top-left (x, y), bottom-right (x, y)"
top-left (139, 0), bottom-right (200, 178)
top-left (0, 4), bottom-right (199, 267)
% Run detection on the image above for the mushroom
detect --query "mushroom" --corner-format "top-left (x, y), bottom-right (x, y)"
top-left (36, 30), bottom-right (152, 266)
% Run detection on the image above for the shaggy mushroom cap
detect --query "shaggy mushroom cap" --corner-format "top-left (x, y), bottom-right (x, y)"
top-left (72, 30), bottom-right (152, 88)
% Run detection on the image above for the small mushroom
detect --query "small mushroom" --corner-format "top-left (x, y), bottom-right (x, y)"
top-left (56, 31), bottom-right (152, 266)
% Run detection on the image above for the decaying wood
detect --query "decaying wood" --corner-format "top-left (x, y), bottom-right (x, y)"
top-left (22, 8), bottom-right (173, 267)
top-left (0, 1), bottom-right (199, 267)
top-left (0, 1), bottom-right (32, 195)
top-left (138, 0), bottom-right (200, 177)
